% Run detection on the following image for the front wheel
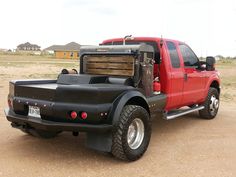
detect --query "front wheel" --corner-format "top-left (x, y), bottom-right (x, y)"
top-left (199, 87), bottom-right (220, 119)
top-left (111, 105), bottom-right (151, 161)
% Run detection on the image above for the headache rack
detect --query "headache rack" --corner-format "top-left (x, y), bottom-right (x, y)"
top-left (79, 44), bottom-right (154, 77)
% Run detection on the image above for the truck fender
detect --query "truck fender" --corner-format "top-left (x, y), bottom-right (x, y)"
top-left (111, 90), bottom-right (150, 125)
top-left (86, 91), bottom-right (149, 153)
top-left (204, 74), bottom-right (220, 99)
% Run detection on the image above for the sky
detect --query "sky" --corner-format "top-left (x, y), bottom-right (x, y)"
top-left (0, 0), bottom-right (236, 57)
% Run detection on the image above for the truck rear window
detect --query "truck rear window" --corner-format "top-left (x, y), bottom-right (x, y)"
top-left (103, 41), bottom-right (160, 64)
top-left (166, 41), bottom-right (181, 68)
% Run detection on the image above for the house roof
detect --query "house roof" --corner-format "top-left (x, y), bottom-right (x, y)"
top-left (44, 45), bottom-right (63, 51)
top-left (44, 42), bottom-right (81, 51)
top-left (17, 42), bottom-right (40, 48)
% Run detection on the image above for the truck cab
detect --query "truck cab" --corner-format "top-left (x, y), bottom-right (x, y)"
top-left (102, 37), bottom-right (220, 113)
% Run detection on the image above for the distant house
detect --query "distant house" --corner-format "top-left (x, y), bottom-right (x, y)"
top-left (215, 55), bottom-right (224, 61)
top-left (44, 42), bottom-right (81, 59)
top-left (0, 48), bottom-right (8, 52)
top-left (17, 42), bottom-right (41, 51)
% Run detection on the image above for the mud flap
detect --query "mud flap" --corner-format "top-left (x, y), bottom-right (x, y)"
top-left (86, 132), bottom-right (112, 152)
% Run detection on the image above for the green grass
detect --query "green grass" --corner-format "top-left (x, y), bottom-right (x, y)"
top-left (0, 54), bottom-right (80, 68)
top-left (217, 60), bottom-right (236, 88)
top-left (217, 59), bottom-right (236, 69)
top-left (216, 59), bottom-right (236, 102)
top-left (0, 62), bottom-right (79, 68)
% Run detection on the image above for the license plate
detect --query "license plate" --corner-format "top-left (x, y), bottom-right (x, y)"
top-left (28, 106), bottom-right (41, 118)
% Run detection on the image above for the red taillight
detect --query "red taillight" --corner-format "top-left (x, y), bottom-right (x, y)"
top-left (70, 111), bottom-right (77, 119)
top-left (8, 99), bottom-right (12, 108)
top-left (81, 112), bottom-right (87, 119)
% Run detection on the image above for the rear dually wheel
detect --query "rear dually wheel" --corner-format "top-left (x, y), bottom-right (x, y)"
top-left (111, 105), bottom-right (151, 161)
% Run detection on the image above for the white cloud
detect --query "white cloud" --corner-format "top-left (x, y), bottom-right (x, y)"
top-left (0, 0), bottom-right (235, 56)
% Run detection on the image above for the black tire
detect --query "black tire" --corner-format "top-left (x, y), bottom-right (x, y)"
top-left (111, 105), bottom-right (151, 161)
top-left (199, 87), bottom-right (220, 119)
top-left (22, 128), bottom-right (61, 139)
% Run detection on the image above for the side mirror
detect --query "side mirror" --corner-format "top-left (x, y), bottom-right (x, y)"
top-left (206, 56), bottom-right (216, 71)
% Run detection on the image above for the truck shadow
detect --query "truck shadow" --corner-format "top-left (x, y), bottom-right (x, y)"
top-left (10, 112), bottom-right (204, 164)
top-left (151, 112), bottom-right (202, 133)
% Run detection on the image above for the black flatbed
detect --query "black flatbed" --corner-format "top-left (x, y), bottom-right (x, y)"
top-left (5, 108), bottom-right (113, 132)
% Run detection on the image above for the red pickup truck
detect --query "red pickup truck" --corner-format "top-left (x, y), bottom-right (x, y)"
top-left (102, 37), bottom-right (220, 115)
top-left (5, 36), bottom-right (220, 161)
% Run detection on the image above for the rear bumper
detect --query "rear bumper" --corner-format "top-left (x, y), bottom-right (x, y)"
top-left (4, 108), bottom-right (113, 133)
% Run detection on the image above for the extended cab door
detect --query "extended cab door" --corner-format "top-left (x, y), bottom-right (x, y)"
top-left (165, 41), bottom-right (185, 110)
top-left (178, 43), bottom-right (205, 105)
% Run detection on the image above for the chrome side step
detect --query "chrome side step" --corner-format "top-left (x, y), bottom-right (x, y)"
top-left (163, 106), bottom-right (204, 120)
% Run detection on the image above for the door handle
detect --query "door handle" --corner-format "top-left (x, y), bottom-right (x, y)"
top-left (184, 73), bottom-right (188, 81)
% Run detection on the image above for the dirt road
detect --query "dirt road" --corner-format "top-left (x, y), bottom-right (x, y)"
top-left (0, 56), bottom-right (235, 177)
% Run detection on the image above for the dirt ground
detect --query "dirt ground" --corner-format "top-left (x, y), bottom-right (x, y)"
top-left (0, 55), bottom-right (235, 177)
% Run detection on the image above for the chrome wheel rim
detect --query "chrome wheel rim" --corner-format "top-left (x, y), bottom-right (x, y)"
top-left (127, 118), bottom-right (145, 150)
top-left (209, 95), bottom-right (219, 115)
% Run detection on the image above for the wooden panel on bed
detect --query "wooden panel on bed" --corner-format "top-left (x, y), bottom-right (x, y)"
top-left (84, 55), bottom-right (135, 76)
